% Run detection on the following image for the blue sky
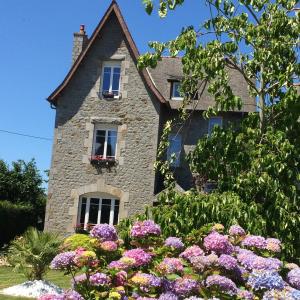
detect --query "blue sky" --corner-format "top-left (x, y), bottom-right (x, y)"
top-left (0, 0), bottom-right (208, 187)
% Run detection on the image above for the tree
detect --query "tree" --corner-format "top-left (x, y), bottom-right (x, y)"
top-left (0, 159), bottom-right (45, 206)
top-left (138, 0), bottom-right (300, 258)
top-left (0, 159), bottom-right (46, 244)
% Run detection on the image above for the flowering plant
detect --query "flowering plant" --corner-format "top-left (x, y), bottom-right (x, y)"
top-left (43, 222), bottom-right (300, 300)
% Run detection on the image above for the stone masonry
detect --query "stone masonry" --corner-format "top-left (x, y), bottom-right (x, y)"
top-left (45, 12), bottom-right (162, 233)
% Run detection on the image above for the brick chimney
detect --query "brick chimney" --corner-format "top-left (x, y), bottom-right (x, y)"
top-left (72, 25), bottom-right (88, 64)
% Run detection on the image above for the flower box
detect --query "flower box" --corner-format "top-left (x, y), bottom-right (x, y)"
top-left (89, 155), bottom-right (117, 167)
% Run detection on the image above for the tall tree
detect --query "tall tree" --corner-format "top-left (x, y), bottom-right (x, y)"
top-left (138, 0), bottom-right (300, 257)
top-left (0, 159), bottom-right (45, 207)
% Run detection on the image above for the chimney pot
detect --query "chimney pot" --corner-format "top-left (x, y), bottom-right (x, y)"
top-left (79, 24), bottom-right (86, 34)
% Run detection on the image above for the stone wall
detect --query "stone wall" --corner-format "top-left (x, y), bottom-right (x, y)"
top-left (165, 110), bottom-right (244, 190)
top-left (45, 12), bottom-right (161, 233)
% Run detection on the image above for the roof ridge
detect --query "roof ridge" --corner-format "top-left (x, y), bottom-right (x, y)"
top-left (47, 1), bottom-right (167, 105)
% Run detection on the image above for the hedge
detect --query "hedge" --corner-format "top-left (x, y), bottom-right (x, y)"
top-left (0, 201), bottom-right (38, 247)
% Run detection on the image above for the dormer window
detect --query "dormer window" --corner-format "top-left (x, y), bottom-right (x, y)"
top-left (171, 81), bottom-right (183, 100)
top-left (101, 62), bottom-right (121, 98)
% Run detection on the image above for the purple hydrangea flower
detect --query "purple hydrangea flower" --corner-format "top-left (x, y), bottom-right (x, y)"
top-left (90, 224), bottom-right (118, 241)
top-left (263, 287), bottom-right (300, 300)
top-left (190, 254), bottom-right (218, 271)
top-left (50, 251), bottom-right (76, 269)
top-left (206, 275), bottom-right (237, 296)
top-left (204, 232), bottom-right (234, 255)
top-left (229, 225), bottom-right (246, 236)
top-left (237, 290), bottom-right (254, 300)
top-left (287, 268), bottom-right (300, 289)
top-left (64, 290), bottom-right (84, 300)
top-left (218, 254), bottom-right (237, 270)
top-left (123, 248), bottom-right (152, 267)
top-left (179, 245), bottom-right (204, 261)
top-left (71, 273), bottom-right (87, 288)
top-left (237, 249), bottom-right (282, 271)
top-left (89, 272), bottom-right (111, 286)
top-left (265, 238), bottom-right (281, 253)
top-left (164, 237), bottom-right (184, 249)
top-left (242, 235), bottom-right (267, 249)
top-left (174, 278), bottom-right (199, 297)
top-left (247, 270), bottom-right (285, 290)
top-left (130, 220), bottom-right (161, 238)
top-left (157, 258), bottom-right (184, 274)
top-left (184, 297), bottom-right (204, 300)
top-left (158, 292), bottom-right (178, 300)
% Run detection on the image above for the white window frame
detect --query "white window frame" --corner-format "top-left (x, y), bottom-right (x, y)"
top-left (77, 197), bottom-right (120, 229)
top-left (208, 117), bottom-right (223, 136)
top-left (92, 125), bottom-right (118, 160)
top-left (171, 81), bottom-right (183, 100)
top-left (167, 133), bottom-right (182, 167)
top-left (101, 62), bottom-right (121, 99)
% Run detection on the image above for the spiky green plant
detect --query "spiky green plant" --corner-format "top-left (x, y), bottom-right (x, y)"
top-left (7, 227), bottom-right (61, 280)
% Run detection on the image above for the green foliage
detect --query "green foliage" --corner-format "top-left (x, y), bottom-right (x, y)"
top-left (0, 159), bottom-right (46, 245)
top-left (0, 201), bottom-right (38, 247)
top-left (0, 159), bottom-right (45, 206)
top-left (7, 227), bottom-right (61, 280)
top-left (131, 189), bottom-right (298, 261)
top-left (62, 234), bottom-right (95, 252)
top-left (138, 0), bottom-right (300, 261)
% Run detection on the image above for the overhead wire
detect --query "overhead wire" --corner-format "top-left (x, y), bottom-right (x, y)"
top-left (0, 129), bottom-right (52, 141)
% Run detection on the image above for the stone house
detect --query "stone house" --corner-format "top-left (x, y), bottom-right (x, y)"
top-left (45, 1), bottom-right (255, 233)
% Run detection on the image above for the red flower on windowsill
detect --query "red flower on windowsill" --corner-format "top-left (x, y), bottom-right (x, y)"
top-left (89, 155), bottom-right (117, 167)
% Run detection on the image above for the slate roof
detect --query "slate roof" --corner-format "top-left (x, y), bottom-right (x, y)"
top-left (47, 0), bottom-right (256, 112)
top-left (149, 57), bottom-right (256, 112)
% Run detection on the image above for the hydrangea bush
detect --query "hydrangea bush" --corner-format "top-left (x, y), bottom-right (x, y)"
top-left (41, 221), bottom-right (300, 300)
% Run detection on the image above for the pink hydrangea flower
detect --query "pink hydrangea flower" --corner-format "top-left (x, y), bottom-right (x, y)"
top-left (123, 248), bottom-right (152, 267)
top-left (130, 220), bottom-right (161, 238)
top-left (179, 245), bottom-right (204, 261)
top-left (204, 231), bottom-right (234, 254)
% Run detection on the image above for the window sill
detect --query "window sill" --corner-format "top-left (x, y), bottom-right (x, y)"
top-left (100, 92), bottom-right (121, 100)
top-left (171, 97), bottom-right (183, 101)
top-left (90, 156), bottom-right (117, 167)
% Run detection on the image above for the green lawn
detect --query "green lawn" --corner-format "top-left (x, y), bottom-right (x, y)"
top-left (0, 267), bottom-right (71, 300)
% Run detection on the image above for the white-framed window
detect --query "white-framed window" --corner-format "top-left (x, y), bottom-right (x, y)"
top-left (101, 62), bottom-right (121, 98)
top-left (167, 133), bottom-right (182, 167)
top-left (208, 117), bottom-right (223, 136)
top-left (78, 197), bottom-right (120, 229)
top-left (171, 82), bottom-right (183, 100)
top-left (92, 126), bottom-right (118, 160)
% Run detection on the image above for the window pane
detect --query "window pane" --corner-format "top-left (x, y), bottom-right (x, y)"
top-left (113, 200), bottom-right (120, 225)
top-left (100, 199), bottom-right (111, 224)
top-left (79, 198), bottom-right (86, 224)
top-left (172, 82), bottom-right (181, 98)
top-left (167, 134), bottom-right (182, 167)
top-left (106, 131), bottom-right (117, 158)
top-left (208, 117), bottom-right (223, 135)
top-left (94, 130), bottom-right (106, 156)
top-left (88, 198), bottom-right (99, 225)
top-left (102, 68), bottom-right (111, 93)
top-left (112, 67), bottom-right (121, 95)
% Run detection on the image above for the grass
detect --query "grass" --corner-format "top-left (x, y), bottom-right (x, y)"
top-left (0, 267), bottom-right (71, 300)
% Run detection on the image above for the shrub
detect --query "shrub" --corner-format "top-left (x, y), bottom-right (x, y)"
top-left (7, 227), bottom-right (61, 280)
top-left (0, 200), bottom-right (38, 247)
top-left (62, 234), bottom-right (96, 252)
top-left (41, 221), bottom-right (300, 300)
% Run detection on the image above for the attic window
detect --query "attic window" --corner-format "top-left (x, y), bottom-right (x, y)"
top-left (101, 62), bottom-right (121, 99)
top-left (171, 82), bottom-right (183, 100)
